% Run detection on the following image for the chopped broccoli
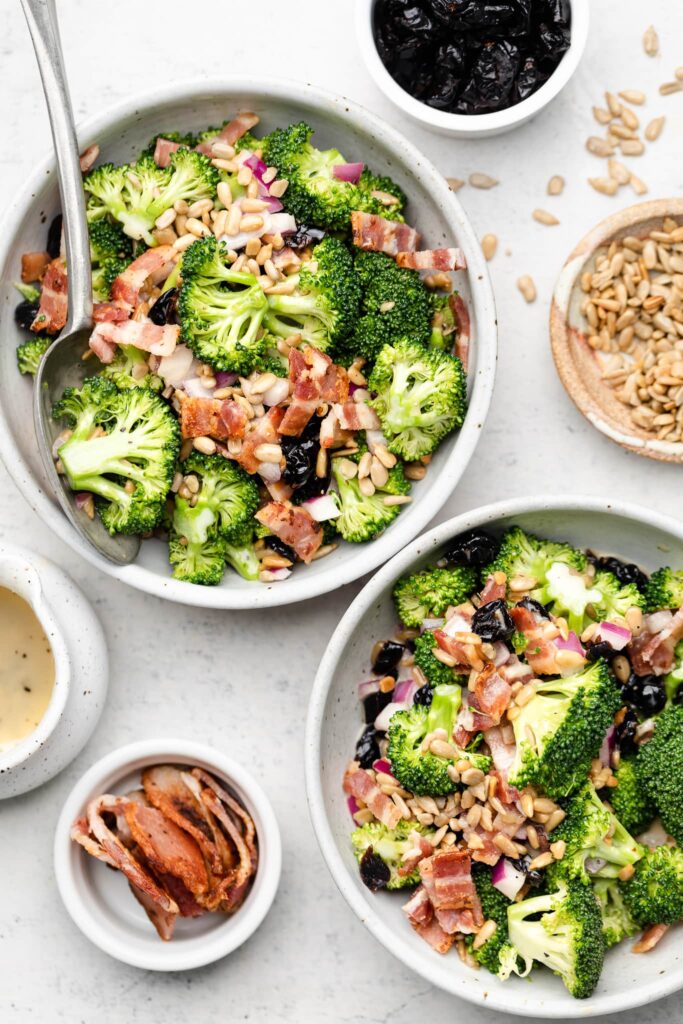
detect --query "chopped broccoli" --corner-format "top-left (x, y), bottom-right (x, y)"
top-left (99, 344), bottom-right (162, 391)
top-left (223, 520), bottom-right (261, 581)
top-left (413, 630), bottom-right (460, 687)
top-left (89, 220), bottom-right (134, 301)
top-left (469, 864), bottom-right (526, 979)
top-left (234, 130), bottom-right (261, 154)
top-left (539, 562), bottom-right (605, 634)
top-left (354, 167), bottom-right (406, 221)
top-left (84, 150), bottom-right (218, 245)
top-left (178, 236), bottom-right (268, 373)
top-left (392, 566), bottom-right (477, 629)
top-left (369, 339), bottom-right (467, 461)
top-left (263, 237), bottom-right (361, 352)
top-left (636, 705), bottom-right (683, 844)
top-left (332, 456), bottom-right (410, 544)
top-left (593, 877), bottom-right (638, 948)
top-left (485, 526), bottom-right (586, 589)
top-left (387, 683), bottom-right (491, 796)
top-left (592, 570), bottom-right (645, 624)
top-left (621, 844), bottom-right (683, 926)
top-left (14, 281), bottom-right (41, 303)
top-left (512, 630), bottom-right (528, 654)
top-left (609, 757), bottom-right (654, 836)
top-left (547, 782), bottom-right (643, 884)
top-left (664, 640), bottom-right (683, 705)
top-left (507, 659), bottom-right (621, 799)
top-left (168, 529), bottom-right (226, 586)
top-left (53, 377), bottom-right (179, 535)
top-left (345, 250), bottom-right (433, 364)
top-left (507, 880), bottom-right (605, 999)
top-left (429, 293), bottom-right (457, 352)
top-left (16, 335), bottom-right (51, 376)
top-left (644, 567), bottom-right (683, 611)
top-left (351, 820), bottom-right (434, 890)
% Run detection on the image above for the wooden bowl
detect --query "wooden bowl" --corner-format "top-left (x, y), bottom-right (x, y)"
top-left (550, 198), bottom-right (683, 463)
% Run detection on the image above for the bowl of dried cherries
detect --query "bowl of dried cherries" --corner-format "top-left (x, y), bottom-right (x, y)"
top-left (356, 0), bottom-right (589, 138)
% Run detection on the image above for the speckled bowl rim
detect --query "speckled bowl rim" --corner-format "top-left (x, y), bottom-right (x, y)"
top-left (305, 494), bottom-right (683, 1018)
top-left (356, 0), bottom-right (590, 136)
top-left (54, 738), bottom-right (282, 971)
top-left (0, 76), bottom-right (497, 610)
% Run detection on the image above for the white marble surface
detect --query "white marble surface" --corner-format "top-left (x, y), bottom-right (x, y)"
top-left (0, 1), bottom-right (682, 1020)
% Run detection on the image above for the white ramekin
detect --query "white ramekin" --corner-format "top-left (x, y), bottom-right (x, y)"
top-left (356, 0), bottom-right (590, 138)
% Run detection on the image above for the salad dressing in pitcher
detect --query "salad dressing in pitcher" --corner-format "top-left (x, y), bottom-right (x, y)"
top-left (0, 586), bottom-right (55, 751)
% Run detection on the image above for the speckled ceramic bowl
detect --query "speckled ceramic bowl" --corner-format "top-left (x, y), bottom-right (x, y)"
top-left (306, 496), bottom-right (683, 1017)
top-left (0, 77), bottom-right (496, 609)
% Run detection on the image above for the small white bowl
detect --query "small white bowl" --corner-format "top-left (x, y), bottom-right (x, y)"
top-left (54, 739), bottom-right (281, 971)
top-left (305, 495), bottom-right (683, 1017)
top-left (356, 0), bottom-right (590, 138)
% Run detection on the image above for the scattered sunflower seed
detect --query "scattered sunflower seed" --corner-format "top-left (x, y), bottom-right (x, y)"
top-left (547, 175), bottom-right (565, 196)
top-left (620, 139), bottom-right (645, 156)
top-left (533, 208), bottom-right (559, 226)
top-left (480, 234), bottom-right (498, 260)
top-left (592, 106), bottom-right (612, 125)
top-left (618, 89), bottom-right (646, 105)
top-left (446, 177), bottom-right (465, 192)
top-left (588, 177), bottom-right (619, 196)
top-left (469, 172), bottom-right (498, 189)
top-left (643, 25), bottom-right (659, 57)
top-left (620, 106), bottom-right (640, 131)
top-left (659, 81), bottom-right (683, 96)
top-left (607, 158), bottom-right (631, 185)
top-left (605, 91), bottom-right (622, 117)
top-left (517, 275), bottom-right (536, 303)
top-left (629, 173), bottom-right (648, 195)
top-left (645, 115), bottom-right (666, 141)
top-left (586, 136), bottom-right (615, 157)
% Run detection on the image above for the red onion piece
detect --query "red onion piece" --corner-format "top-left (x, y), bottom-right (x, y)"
top-left (358, 679), bottom-right (381, 700)
top-left (373, 758), bottom-right (394, 776)
top-left (215, 371), bottom-right (238, 388)
top-left (598, 724), bottom-right (616, 767)
top-left (394, 679), bottom-right (417, 704)
top-left (492, 642), bottom-right (511, 667)
top-left (261, 378), bottom-right (290, 408)
top-left (596, 621), bottom-right (631, 650)
top-left (554, 632), bottom-right (585, 656)
top-left (258, 462), bottom-right (282, 483)
top-left (74, 492), bottom-right (92, 510)
top-left (332, 161), bottom-right (364, 183)
top-left (347, 795), bottom-right (359, 818)
top-left (302, 494), bottom-right (340, 522)
top-left (243, 154), bottom-right (284, 212)
top-left (585, 856), bottom-right (607, 874)
top-left (491, 858), bottom-right (526, 900)
top-left (375, 701), bottom-right (408, 732)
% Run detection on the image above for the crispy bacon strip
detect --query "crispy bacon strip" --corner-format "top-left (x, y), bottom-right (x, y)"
top-left (31, 257), bottom-right (67, 333)
top-left (334, 401), bottom-right (380, 432)
top-left (351, 211), bottom-right (420, 256)
top-left (110, 245), bottom-right (176, 311)
top-left (79, 144), bottom-right (100, 174)
top-left (70, 816), bottom-right (116, 867)
top-left (280, 346), bottom-right (348, 436)
top-left (410, 914), bottom-right (455, 953)
top-left (630, 607), bottom-right (683, 676)
top-left (429, 850), bottom-right (481, 915)
top-left (402, 886), bottom-right (433, 926)
top-left (196, 112), bottom-right (260, 154)
top-left (479, 574), bottom-right (507, 605)
top-left (473, 664), bottom-right (512, 724)
top-left (255, 501), bottom-right (323, 563)
top-left (88, 320), bottom-right (179, 362)
top-left (180, 397), bottom-right (248, 441)
top-left (153, 137), bottom-right (184, 167)
top-left (142, 765), bottom-right (227, 876)
top-left (21, 251), bottom-right (50, 283)
top-left (450, 293), bottom-right (471, 372)
top-left (396, 247), bottom-right (467, 272)
top-left (343, 762), bottom-right (403, 829)
top-left (128, 881), bottom-right (178, 940)
top-left (123, 802), bottom-right (209, 898)
top-left (633, 923), bottom-right (670, 953)
top-left (92, 301), bottom-right (130, 323)
top-left (237, 407), bottom-right (285, 473)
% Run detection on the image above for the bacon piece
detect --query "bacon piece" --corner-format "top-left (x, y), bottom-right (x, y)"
top-left (396, 247), bottom-right (467, 272)
top-left (430, 850), bottom-right (481, 913)
top-left (180, 397), bottom-right (248, 441)
top-left (89, 320), bottom-right (179, 361)
top-left (351, 211), bottom-right (420, 256)
top-left (630, 607), bottom-right (683, 676)
top-left (485, 725), bottom-right (519, 803)
top-left (280, 347), bottom-right (349, 436)
top-left (236, 407), bottom-right (285, 473)
top-left (128, 881), bottom-right (178, 940)
top-left (470, 828), bottom-right (502, 866)
top-left (524, 636), bottom-right (562, 676)
top-left (123, 802), bottom-right (209, 898)
top-left (334, 401), bottom-right (380, 432)
top-left (85, 795), bottom-right (178, 915)
top-left (196, 112), bottom-right (260, 154)
top-left (153, 137), bottom-right (184, 167)
top-left (632, 923), bottom-right (670, 953)
top-left (70, 816), bottom-right (117, 866)
top-left (142, 765), bottom-right (229, 876)
top-left (192, 768), bottom-right (258, 912)
top-left (433, 629), bottom-right (478, 670)
top-left (21, 250), bottom-right (50, 283)
top-left (397, 831), bottom-right (435, 877)
top-left (89, 328), bottom-right (117, 364)
top-left (255, 501), bottom-right (322, 563)
top-left (410, 914), bottom-right (455, 953)
top-left (79, 143), bottom-right (100, 174)
top-left (479, 574), bottom-right (507, 605)
top-left (343, 762), bottom-right (403, 829)
top-left (450, 293), bottom-right (471, 371)
top-left (473, 664), bottom-right (512, 724)
top-left (402, 886), bottom-right (433, 926)
top-left (510, 604), bottom-right (541, 632)
top-left (31, 257), bottom-right (67, 333)
top-left (110, 245), bottom-right (176, 312)
top-left (320, 408), bottom-right (345, 449)
top-left (92, 301), bottom-right (130, 323)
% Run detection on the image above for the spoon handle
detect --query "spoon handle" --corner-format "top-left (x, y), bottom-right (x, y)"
top-left (20, 0), bottom-right (92, 332)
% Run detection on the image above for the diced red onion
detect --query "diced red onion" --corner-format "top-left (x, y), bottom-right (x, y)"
top-left (375, 701), bottom-right (408, 732)
top-left (74, 492), bottom-right (92, 510)
top-left (347, 795), bottom-right (359, 818)
top-left (302, 493), bottom-right (340, 522)
top-left (598, 725), bottom-right (616, 767)
top-left (261, 378), bottom-right (290, 407)
top-left (373, 758), bottom-right (394, 776)
top-left (242, 154), bottom-right (284, 213)
top-left (332, 161), bottom-right (364, 183)
top-left (262, 567), bottom-right (291, 582)
top-left (554, 632), bottom-right (585, 656)
top-left (636, 717), bottom-right (655, 742)
top-left (596, 621), bottom-right (631, 650)
top-left (365, 429), bottom-right (389, 454)
top-left (181, 376), bottom-right (215, 397)
top-left (586, 857), bottom-right (607, 874)
top-left (491, 858), bottom-right (526, 900)
top-left (359, 679), bottom-right (381, 699)
top-left (493, 642), bottom-right (511, 667)
top-left (258, 462), bottom-right (282, 483)
top-left (215, 371), bottom-right (238, 388)
top-left (158, 343), bottom-right (194, 386)
top-left (645, 610), bottom-right (673, 634)
top-left (268, 212), bottom-right (297, 235)
top-left (442, 612), bottom-right (474, 637)
top-left (420, 618), bottom-right (443, 632)
top-left (394, 679), bottom-right (417, 703)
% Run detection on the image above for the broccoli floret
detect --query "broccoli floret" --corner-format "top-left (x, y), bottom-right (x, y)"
top-left (609, 757), bottom-right (654, 836)
top-left (413, 630), bottom-right (460, 687)
top-left (142, 130), bottom-right (197, 157)
top-left (234, 130), bottom-right (261, 154)
top-left (593, 877), bottom-right (639, 948)
top-left (84, 150), bottom-right (218, 245)
top-left (16, 335), bottom-right (51, 376)
top-left (346, 251), bottom-right (433, 364)
top-left (392, 566), bottom-right (477, 629)
top-left (263, 237), bottom-right (361, 352)
top-left (99, 344), bottom-right (162, 391)
top-left (664, 639), bottom-right (683, 705)
top-left (14, 282), bottom-right (41, 303)
top-left (223, 521), bottom-right (261, 581)
top-left (592, 570), bottom-right (645, 624)
top-left (261, 121), bottom-right (357, 230)
top-left (644, 567), bottom-right (683, 612)
top-left (548, 782), bottom-right (643, 884)
top-left (387, 683), bottom-right (491, 796)
top-left (621, 844), bottom-right (683, 926)
top-left (469, 864), bottom-right (526, 979)
top-left (508, 660), bottom-right (621, 799)
top-left (351, 820), bottom-right (434, 890)
top-left (89, 220), bottom-right (133, 301)
top-left (53, 377), bottom-right (179, 535)
top-left (507, 879), bottom-right (605, 999)
top-left (369, 339), bottom-right (467, 461)
top-left (332, 456), bottom-right (410, 544)
top-left (636, 705), bottom-right (683, 844)
top-left (486, 526), bottom-right (586, 588)
top-left (178, 236), bottom-right (268, 373)
top-left (354, 168), bottom-right (406, 221)
top-left (168, 528), bottom-right (226, 586)
top-left (429, 293), bottom-right (457, 352)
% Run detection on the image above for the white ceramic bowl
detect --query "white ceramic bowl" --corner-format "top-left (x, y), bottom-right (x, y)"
top-left (0, 77), bottom-right (496, 609)
top-left (356, 0), bottom-right (590, 138)
top-left (54, 738), bottom-right (281, 971)
top-left (305, 495), bottom-right (683, 1017)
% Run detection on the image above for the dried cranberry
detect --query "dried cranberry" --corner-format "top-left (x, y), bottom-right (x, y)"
top-left (148, 287), bottom-right (179, 326)
top-left (46, 214), bottom-right (63, 259)
top-left (445, 528), bottom-right (498, 569)
top-left (413, 684), bottom-right (434, 706)
top-left (472, 598), bottom-right (514, 643)
top-left (615, 707), bottom-right (639, 756)
top-left (372, 640), bottom-right (405, 678)
top-left (359, 847), bottom-right (391, 891)
top-left (286, 225), bottom-right (326, 251)
top-left (595, 556), bottom-right (649, 593)
top-left (517, 597), bottom-right (550, 619)
top-left (15, 299), bottom-right (39, 331)
top-left (586, 640), bottom-right (617, 663)
top-left (622, 673), bottom-right (666, 715)
top-left (363, 688), bottom-right (393, 725)
top-left (355, 725), bottom-right (380, 769)
top-left (266, 537), bottom-right (297, 562)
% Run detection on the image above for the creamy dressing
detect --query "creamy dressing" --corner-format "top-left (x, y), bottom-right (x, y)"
top-left (0, 587), bottom-right (55, 752)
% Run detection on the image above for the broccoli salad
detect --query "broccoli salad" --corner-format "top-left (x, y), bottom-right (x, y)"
top-left (14, 112), bottom-right (470, 586)
top-left (343, 526), bottom-right (683, 999)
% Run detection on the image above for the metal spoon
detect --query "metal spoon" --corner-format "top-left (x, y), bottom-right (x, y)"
top-left (20, 0), bottom-right (139, 564)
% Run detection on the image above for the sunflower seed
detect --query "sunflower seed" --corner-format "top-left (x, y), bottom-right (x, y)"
top-left (618, 90), bottom-right (646, 105)
top-left (620, 106), bottom-right (640, 131)
top-left (607, 158), bottom-right (631, 184)
top-left (643, 25), bottom-right (659, 57)
top-left (629, 173), bottom-right (649, 195)
top-left (481, 233), bottom-right (498, 260)
top-left (660, 81), bottom-right (683, 96)
top-left (517, 275), bottom-right (536, 303)
top-left (645, 116), bottom-right (666, 141)
top-left (588, 177), bottom-right (619, 196)
top-left (586, 135), bottom-right (615, 157)
top-left (620, 139), bottom-right (645, 156)
top-left (469, 172), bottom-right (498, 189)
top-left (547, 174), bottom-right (565, 195)
top-left (606, 91), bottom-right (622, 116)
top-left (533, 208), bottom-right (559, 226)
top-left (592, 106), bottom-right (612, 125)
top-left (446, 177), bottom-right (465, 192)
